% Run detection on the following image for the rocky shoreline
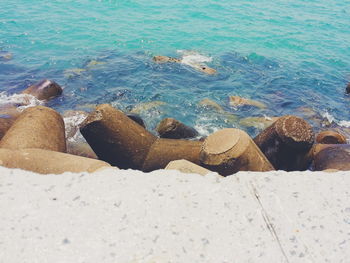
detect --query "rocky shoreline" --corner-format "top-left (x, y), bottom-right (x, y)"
top-left (0, 78), bottom-right (350, 175)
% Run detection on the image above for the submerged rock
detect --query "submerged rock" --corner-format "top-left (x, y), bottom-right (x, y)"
top-left (130, 101), bottom-right (166, 114)
top-left (22, 79), bottom-right (63, 101)
top-left (157, 118), bottom-right (198, 139)
top-left (229, 96), bottom-right (267, 109)
top-left (198, 98), bottom-right (224, 113)
top-left (153, 55), bottom-right (181, 63)
top-left (0, 51), bottom-right (12, 61)
top-left (239, 116), bottom-right (279, 130)
top-left (153, 55), bottom-right (216, 75)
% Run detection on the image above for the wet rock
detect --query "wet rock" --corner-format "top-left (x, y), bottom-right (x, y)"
top-left (64, 68), bottom-right (87, 78)
top-left (157, 118), bottom-right (198, 139)
top-left (153, 55), bottom-right (181, 63)
top-left (239, 116), bottom-right (279, 130)
top-left (86, 60), bottom-right (106, 68)
top-left (22, 79), bottom-right (63, 101)
top-left (346, 83), bottom-right (350, 94)
top-left (165, 159), bottom-right (212, 176)
top-left (200, 128), bottom-right (274, 176)
top-left (313, 145), bottom-right (350, 171)
top-left (153, 55), bottom-right (216, 75)
top-left (0, 148), bottom-right (110, 174)
top-left (126, 113), bottom-right (146, 128)
top-left (198, 98), bottom-right (224, 113)
top-left (130, 101), bottom-right (166, 114)
top-left (0, 51), bottom-right (12, 61)
top-left (0, 106), bottom-right (66, 152)
top-left (229, 96), bottom-right (267, 109)
top-left (316, 130), bottom-right (347, 144)
top-left (0, 118), bottom-right (14, 141)
top-left (142, 138), bottom-right (202, 172)
top-left (80, 104), bottom-right (157, 169)
top-left (254, 115), bottom-right (314, 171)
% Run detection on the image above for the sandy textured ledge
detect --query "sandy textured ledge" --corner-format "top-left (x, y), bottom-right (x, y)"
top-left (0, 167), bottom-right (349, 262)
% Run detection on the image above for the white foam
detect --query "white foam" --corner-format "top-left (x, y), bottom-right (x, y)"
top-left (63, 112), bottom-right (88, 142)
top-left (0, 92), bottom-right (43, 111)
top-left (194, 116), bottom-right (220, 137)
top-left (177, 50), bottom-right (212, 68)
top-left (321, 110), bottom-right (350, 128)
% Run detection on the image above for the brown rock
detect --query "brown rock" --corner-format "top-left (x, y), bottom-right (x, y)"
top-left (198, 98), bottom-right (224, 113)
top-left (0, 148), bottom-right (111, 174)
top-left (0, 118), bottom-right (14, 141)
top-left (239, 116), bottom-right (279, 130)
top-left (346, 83), bottom-right (350, 94)
top-left (200, 128), bottom-right (274, 176)
top-left (316, 130), bottom-right (347, 144)
top-left (153, 56), bottom-right (181, 63)
top-left (254, 115), bottom-right (314, 171)
top-left (157, 118), bottom-right (198, 139)
top-left (0, 106), bottom-right (66, 152)
top-left (165, 159), bottom-right (212, 176)
top-left (142, 139), bottom-right (202, 172)
top-left (80, 104), bottom-right (157, 169)
top-left (22, 79), bottom-right (63, 101)
top-left (229, 96), bottom-right (267, 109)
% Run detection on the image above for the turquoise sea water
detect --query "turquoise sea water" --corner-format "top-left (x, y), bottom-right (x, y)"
top-left (0, 0), bottom-right (349, 135)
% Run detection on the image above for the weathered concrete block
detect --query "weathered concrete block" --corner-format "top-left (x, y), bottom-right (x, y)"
top-left (0, 148), bottom-right (111, 174)
top-left (0, 106), bottom-right (66, 152)
top-left (80, 104), bottom-right (157, 169)
top-left (157, 118), bottom-right (198, 139)
top-left (200, 128), bottom-right (274, 176)
top-left (165, 159), bottom-right (212, 175)
top-left (142, 139), bottom-right (202, 172)
top-left (254, 115), bottom-right (314, 171)
top-left (316, 130), bottom-right (347, 144)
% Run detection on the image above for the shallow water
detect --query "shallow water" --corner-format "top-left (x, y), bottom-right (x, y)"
top-left (0, 0), bottom-right (349, 136)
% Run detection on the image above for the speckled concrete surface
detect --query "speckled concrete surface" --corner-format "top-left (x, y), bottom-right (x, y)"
top-left (0, 166), bottom-right (349, 262)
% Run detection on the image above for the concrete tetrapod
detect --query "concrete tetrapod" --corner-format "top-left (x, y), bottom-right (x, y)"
top-left (200, 128), bottom-right (274, 176)
top-left (313, 145), bottom-right (350, 171)
top-left (157, 118), bottom-right (199, 139)
top-left (142, 139), bottom-right (202, 172)
top-left (254, 115), bottom-right (314, 171)
top-left (80, 104), bottom-right (157, 169)
top-left (0, 148), bottom-right (111, 174)
top-left (165, 159), bottom-right (212, 176)
top-left (0, 118), bottom-right (14, 140)
top-left (22, 79), bottom-right (63, 101)
top-left (316, 130), bottom-right (347, 144)
top-left (0, 106), bottom-right (66, 152)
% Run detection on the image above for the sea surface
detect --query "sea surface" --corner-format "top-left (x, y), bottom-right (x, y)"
top-left (0, 0), bottom-right (349, 136)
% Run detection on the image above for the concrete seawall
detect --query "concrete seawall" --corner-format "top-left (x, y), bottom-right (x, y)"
top-left (0, 167), bottom-right (349, 262)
